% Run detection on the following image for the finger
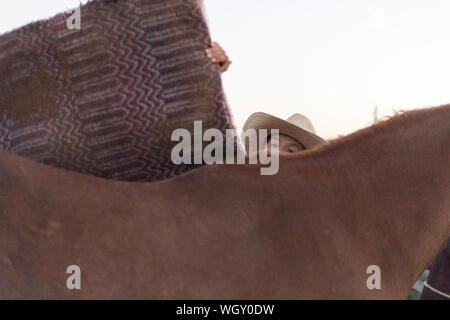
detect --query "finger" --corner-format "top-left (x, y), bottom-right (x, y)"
top-left (206, 51), bottom-right (220, 62)
top-left (220, 61), bottom-right (232, 73)
top-left (216, 54), bottom-right (229, 63)
top-left (210, 50), bottom-right (227, 60)
top-left (207, 43), bottom-right (219, 52)
top-left (220, 62), bottom-right (230, 73)
top-left (206, 47), bottom-right (223, 56)
top-left (208, 51), bottom-right (229, 64)
top-left (209, 46), bottom-right (224, 54)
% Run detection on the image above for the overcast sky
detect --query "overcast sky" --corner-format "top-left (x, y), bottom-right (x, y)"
top-left (1, 0), bottom-right (449, 138)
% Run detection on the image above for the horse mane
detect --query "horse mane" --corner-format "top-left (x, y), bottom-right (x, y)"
top-left (298, 104), bottom-right (450, 161)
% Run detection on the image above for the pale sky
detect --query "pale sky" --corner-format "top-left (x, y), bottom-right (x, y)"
top-left (1, 0), bottom-right (449, 138)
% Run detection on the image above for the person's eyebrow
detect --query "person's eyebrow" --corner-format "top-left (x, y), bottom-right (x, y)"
top-left (287, 143), bottom-right (302, 148)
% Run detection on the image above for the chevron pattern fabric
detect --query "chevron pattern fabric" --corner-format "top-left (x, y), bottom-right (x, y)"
top-left (0, 0), bottom-right (233, 181)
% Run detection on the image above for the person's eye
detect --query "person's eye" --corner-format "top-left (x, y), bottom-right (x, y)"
top-left (285, 146), bottom-right (301, 153)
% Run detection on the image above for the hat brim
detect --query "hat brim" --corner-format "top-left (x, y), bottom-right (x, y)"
top-left (242, 112), bottom-right (326, 152)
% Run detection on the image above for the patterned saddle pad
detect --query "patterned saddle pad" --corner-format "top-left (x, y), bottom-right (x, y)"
top-left (0, 0), bottom-right (233, 181)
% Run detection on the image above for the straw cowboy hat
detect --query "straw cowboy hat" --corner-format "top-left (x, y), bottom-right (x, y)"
top-left (242, 112), bottom-right (326, 152)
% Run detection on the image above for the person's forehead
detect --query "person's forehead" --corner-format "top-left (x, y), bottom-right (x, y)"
top-left (269, 133), bottom-right (298, 143)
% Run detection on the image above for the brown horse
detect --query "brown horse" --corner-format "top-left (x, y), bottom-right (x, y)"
top-left (0, 104), bottom-right (449, 299)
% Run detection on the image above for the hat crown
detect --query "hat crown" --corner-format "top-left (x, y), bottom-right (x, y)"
top-left (241, 112), bottom-right (325, 151)
top-left (286, 114), bottom-right (317, 134)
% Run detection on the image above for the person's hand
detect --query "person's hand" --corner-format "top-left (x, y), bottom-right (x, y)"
top-left (206, 42), bottom-right (232, 73)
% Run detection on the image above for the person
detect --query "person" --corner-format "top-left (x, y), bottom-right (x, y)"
top-left (242, 112), bottom-right (326, 154)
